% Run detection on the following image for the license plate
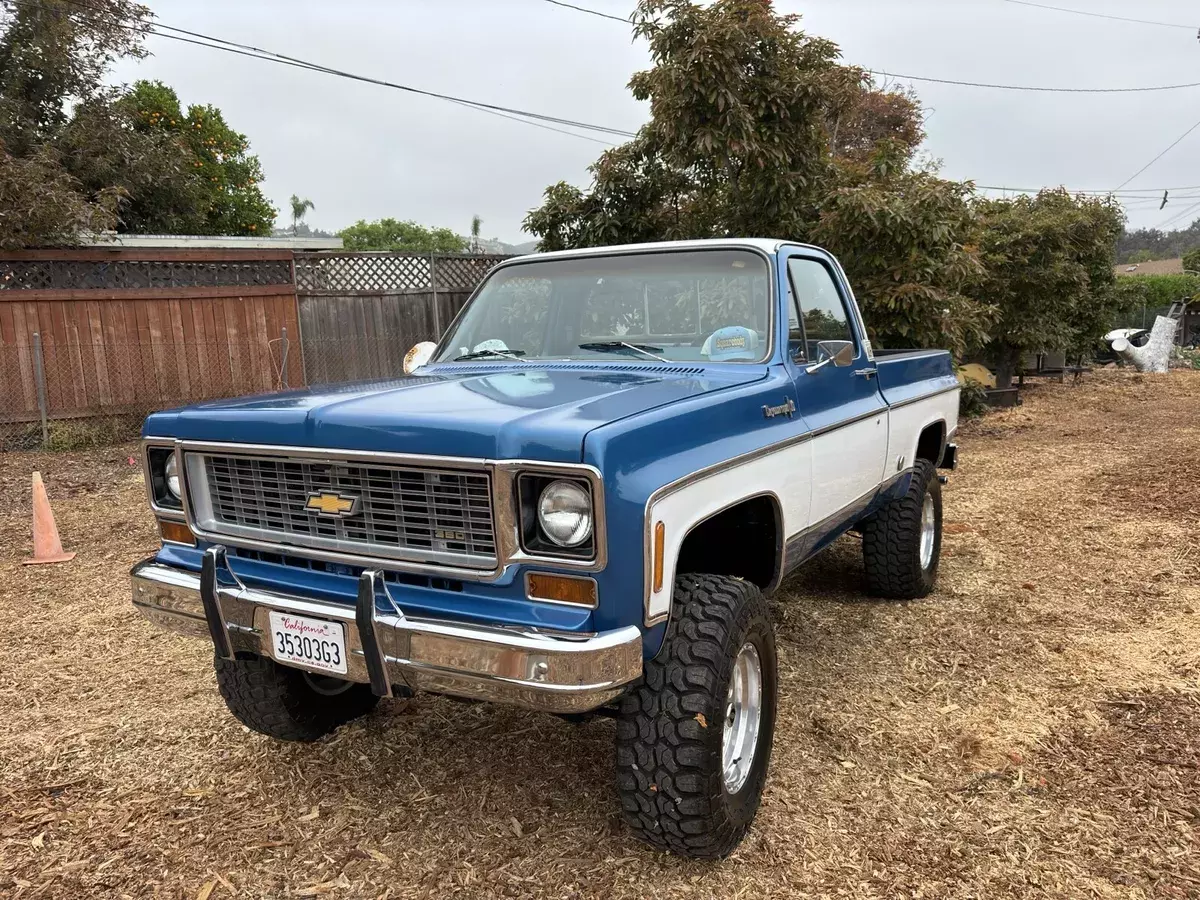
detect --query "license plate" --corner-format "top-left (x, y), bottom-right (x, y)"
top-left (267, 611), bottom-right (347, 676)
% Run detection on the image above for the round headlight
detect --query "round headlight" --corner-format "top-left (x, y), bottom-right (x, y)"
top-left (164, 454), bottom-right (181, 499)
top-left (537, 480), bottom-right (592, 547)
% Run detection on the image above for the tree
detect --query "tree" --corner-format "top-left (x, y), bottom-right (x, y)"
top-left (0, 4), bottom-right (275, 243)
top-left (118, 80), bottom-right (275, 235)
top-left (1182, 247), bottom-right (1200, 274)
top-left (810, 145), bottom-right (990, 356)
top-left (290, 195), bottom-right (314, 235)
top-left (0, 0), bottom-right (151, 245)
top-left (469, 214), bottom-right (482, 253)
top-left (974, 190), bottom-right (1125, 388)
top-left (338, 218), bottom-right (467, 252)
top-left (524, 0), bottom-right (984, 355)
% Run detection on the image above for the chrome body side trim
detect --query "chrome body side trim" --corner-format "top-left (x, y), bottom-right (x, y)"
top-left (168, 440), bottom-right (608, 583)
top-left (641, 435), bottom-right (811, 626)
top-left (886, 384), bottom-right (959, 411)
top-left (131, 556), bottom-right (642, 714)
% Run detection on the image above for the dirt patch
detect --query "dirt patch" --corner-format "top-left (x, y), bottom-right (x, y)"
top-left (1, 371), bottom-right (1198, 899)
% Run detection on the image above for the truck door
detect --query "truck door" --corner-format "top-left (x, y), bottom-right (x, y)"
top-left (783, 252), bottom-right (889, 528)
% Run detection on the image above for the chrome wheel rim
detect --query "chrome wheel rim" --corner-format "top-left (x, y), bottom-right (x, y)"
top-left (722, 642), bottom-right (763, 795)
top-left (919, 492), bottom-right (936, 570)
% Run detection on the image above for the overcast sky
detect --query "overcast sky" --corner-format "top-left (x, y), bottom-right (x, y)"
top-left (110, 0), bottom-right (1200, 243)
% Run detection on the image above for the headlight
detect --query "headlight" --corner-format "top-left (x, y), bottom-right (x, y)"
top-left (537, 480), bottom-right (593, 547)
top-left (164, 454), bottom-right (181, 499)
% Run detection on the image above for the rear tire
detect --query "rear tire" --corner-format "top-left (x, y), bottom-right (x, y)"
top-left (615, 574), bottom-right (777, 859)
top-left (214, 654), bottom-right (379, 742)
top-left (861, 459), bottom-right (942, 599)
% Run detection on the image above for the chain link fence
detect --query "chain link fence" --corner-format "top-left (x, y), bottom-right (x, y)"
top-left (0, 334), bottom-right (293, 451)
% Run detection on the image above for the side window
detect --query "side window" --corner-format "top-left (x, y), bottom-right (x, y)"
top-left (786, 257), bottom-right (854, 360)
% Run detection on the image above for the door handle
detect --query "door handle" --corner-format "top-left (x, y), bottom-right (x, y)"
top-left (854, 368), bottom-right (878, 379)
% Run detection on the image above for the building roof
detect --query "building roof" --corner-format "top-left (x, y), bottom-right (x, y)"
top-left (78, 233), bottom-right (344, 250)
top-left (1116, 258), bottom-right (1184, 276)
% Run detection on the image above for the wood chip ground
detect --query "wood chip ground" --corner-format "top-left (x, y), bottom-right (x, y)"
top-left (1, 370), bottom-right (1197, 899)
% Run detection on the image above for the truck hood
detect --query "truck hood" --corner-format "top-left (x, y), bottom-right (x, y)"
top-left (144, 364), bottom-right (768, 462)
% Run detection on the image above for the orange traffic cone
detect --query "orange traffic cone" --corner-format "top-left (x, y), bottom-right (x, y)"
top-left (23, 472), bottom-right (75, 565)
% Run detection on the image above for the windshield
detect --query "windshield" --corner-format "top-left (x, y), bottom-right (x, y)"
top-left (434, 249), bottom-right (773, 365)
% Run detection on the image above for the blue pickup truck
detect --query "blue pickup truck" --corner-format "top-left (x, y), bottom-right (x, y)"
top-left (133, 239), bottom-right (959, 858)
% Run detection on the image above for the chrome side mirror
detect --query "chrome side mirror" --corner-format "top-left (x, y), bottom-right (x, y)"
top-left (805, 340), bottom-right (854, 374)
top-left (403, 341), bottom-right (437, 374)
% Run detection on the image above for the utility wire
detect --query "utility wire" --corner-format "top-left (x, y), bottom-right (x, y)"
top-left (998, 0), bottom-right (1197, 32)
top-left (12, 0), bottom-right (634, 144)
top-left (1114, 115), bottom-right (1200, 190)
top-left (539, 0), bottom-right (630, 23)
top-left (872, 70), bottom-right (1200, 94)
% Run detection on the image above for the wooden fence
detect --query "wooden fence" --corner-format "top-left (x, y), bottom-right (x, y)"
top-left (0, 249), bottom-right (303, 429)
top-left (0, 247), bottom-right (509, 444)
top-left (293, 252), bottom-right (509, 383)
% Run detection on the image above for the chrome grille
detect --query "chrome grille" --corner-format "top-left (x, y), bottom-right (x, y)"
top-left (191, 453), bottom-right (496, 568)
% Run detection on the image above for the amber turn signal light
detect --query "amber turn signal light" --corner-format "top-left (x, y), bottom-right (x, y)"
top-left (526, 573), bottom-right (597, 608)
top-left (653, 521), bottom-right (665, 593)
top-left (158, 518), bottom-right (195, 546)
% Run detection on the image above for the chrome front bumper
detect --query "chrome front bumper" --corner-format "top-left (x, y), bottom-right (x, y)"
top-left (130, 549), bottom-right (643, 714)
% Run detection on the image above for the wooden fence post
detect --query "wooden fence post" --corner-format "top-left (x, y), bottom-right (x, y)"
top-left (430, 253), bottom-right (442, 339)
top-left (31, 332), bottom-right (48, 445)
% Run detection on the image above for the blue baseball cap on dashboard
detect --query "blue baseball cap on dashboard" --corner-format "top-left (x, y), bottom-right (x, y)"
top-left (702, 326), bottom-right (760, 361)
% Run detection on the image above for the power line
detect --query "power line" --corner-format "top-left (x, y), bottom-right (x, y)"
top-left (539, 0), bottom-right (630, 23)
top-left (12, 0), bottom-right (635, 144)
top-left (530, 0), bottom-right (1200, 93)
top-left (1114, 115), bottom-right (1200, 190)
top-left (975, 184), bottom-right (1200, 196)
top-left (872, 70), bottom-right (1200, 94)
top-left (997, 0), bottom-right (1196, 32)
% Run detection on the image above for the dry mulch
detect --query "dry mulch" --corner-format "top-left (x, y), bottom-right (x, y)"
top-left (1, 370), bottom-right (1198, 899)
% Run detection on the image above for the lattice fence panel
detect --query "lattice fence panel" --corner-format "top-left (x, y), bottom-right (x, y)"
top-left (0, 259), bottom-right (293, 291)
top-left (294, 253), bottom-right (510, 295)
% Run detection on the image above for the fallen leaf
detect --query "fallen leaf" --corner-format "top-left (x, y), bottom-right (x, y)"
top-left (297, 805), bottom-right (320, 823)
top-left (366, 848), bottom-right (392, 864)
top-left (30, 831), bottom-right (44, 849)
top-left (195, 882), bottom-right (216, 900)
top-left (694, 713), bottom-right (708, 728)
top-left (649, 784), bottom-right (658, 792)
top-left (1021, 582), bottom-right (1037, 591)
top-left (510, 817), bottom-right (523, 838)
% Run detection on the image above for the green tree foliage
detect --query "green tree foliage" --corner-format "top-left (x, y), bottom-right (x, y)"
top-left (524, 0), bottom-right (983, 356)
top-left (338, 218), bottom-right (467, 252)
top-left (0, 0), bottom-right (150, 245)
top-left (0, 4), bottom-right (274, 244)
top-left (1110, 273), bottom-right (1200, 329)
top-left (1182, 247), bottom-right (1200, 274)
top-left (290, 195), bottom-right (315, 235)
top-left (118, 80), bottom-right (275, 235)
top-left (974, 190), bottom-right (1125, 388)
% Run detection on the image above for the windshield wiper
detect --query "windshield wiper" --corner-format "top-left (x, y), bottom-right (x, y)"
top-left (453, 349), bottom-right (527, 361)
top-left (578, 341), bottom-right (669, 362)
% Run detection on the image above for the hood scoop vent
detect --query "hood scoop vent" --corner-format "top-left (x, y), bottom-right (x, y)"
top-left (430, 362), bottom-right (705, 377)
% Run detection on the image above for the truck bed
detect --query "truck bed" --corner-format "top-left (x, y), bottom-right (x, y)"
top-left (873, 348), bottom-right (957, 407)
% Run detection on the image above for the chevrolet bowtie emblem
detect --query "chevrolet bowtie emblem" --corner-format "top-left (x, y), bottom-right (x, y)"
top-left (305, 491), bottom-right (360, 518)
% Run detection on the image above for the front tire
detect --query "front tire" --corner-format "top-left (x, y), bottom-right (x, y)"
top-left (861, 458), bottom-right (943, 599)
top-left (615, 574), bottom-right (778, 859)
top-left (214, 654), bottom-right (379, 742)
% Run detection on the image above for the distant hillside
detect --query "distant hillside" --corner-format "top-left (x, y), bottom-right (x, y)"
top-left (1117, 219), bottom-right (1200, 264)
